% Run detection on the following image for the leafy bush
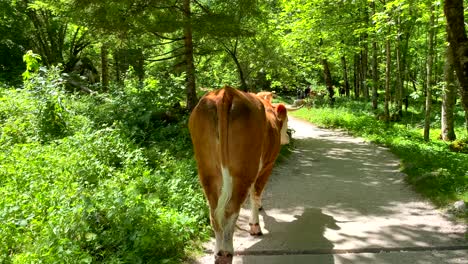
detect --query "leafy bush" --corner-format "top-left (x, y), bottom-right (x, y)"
top-left (0, 67), bottom-right (209, 263)
top-left (0, 88), bottom-right (37, 145)
top-left (449, 137), bottom-right (468, 154)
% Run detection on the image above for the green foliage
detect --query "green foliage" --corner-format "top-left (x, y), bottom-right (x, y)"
top-left (22, 64), bottom-right (77, 143)
top-left (22, 50), bottom-right (42, 81)
top-left (292, 99), bottom-right (468, 206)
top-left (0, 70), bottom-right (209, 263)
top-left (81, 70), bottom-right (187, 143)
top-left (449, 137), bottom-right (468, 154)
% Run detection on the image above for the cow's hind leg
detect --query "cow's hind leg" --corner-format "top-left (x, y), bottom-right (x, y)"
top-left (249, 165), bottom-right (274, 236)
top-left (248, 186), bottom-right (263, 236)
top-left (196, 170), bottom-right (234, 264)
top-left (213, 211), bottom-right (238, 264)
top-left (212, 169), bottom-right (250, 264)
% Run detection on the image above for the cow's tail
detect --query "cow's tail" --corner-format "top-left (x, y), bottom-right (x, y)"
top-left (214, 87), bottom-right (233, 229)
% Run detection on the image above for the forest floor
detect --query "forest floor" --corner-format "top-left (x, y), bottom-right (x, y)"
top-left (192, 116), bottom-right (467, 264)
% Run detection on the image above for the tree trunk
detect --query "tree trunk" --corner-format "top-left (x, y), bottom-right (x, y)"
top-left (372, 41), bottom-right (379, 109)
top-left (115, 51), bottom-right (121, 83)
top-left (354, 53), bottom-right (360, 98)
top-left (235, 59), bottom-right (248, 92)
top-left (396, 34), bottom-right (403, 117)
top-left (362, 43), bottom-right (369, 100)
top-left (362, 3), bottom-right (369, 100)
top-left (322, 58), bottom-right (335, 105)
top-left (384, 39), bottom-right (391, 121)
top-left (228, 48), bottom-right (248, 92)
top-left (183, 0), bottom-right (198, 111)
top-left (371, 1), bottom-right (379, 110)
top-left (424, 4), bottom-right (434, 142)
top-left (136, 48), bottom-right (145, 86)
top-left (101, 43), bottom-right (109, 92)
top-left (442, 45), bottom-right (457, 141)
top-left (27, 10), bottom-right (65, 66)
top-left (444, 0), bottom-right (468, 133)
top-left (341, 56), bottom-right (350, 97)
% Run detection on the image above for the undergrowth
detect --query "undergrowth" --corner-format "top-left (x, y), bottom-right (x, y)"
top-left (0, 65), bottom-right (209, 263)
top-left (291, 98), bottom-right (468, 207)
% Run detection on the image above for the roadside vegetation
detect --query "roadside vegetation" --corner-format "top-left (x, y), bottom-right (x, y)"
top-left (290, 97), bottom-right (468, 209)
top-left (0, 63), bottom-right (210, 263)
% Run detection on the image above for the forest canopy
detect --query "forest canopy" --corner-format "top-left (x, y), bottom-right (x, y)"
top-left (1, 0), bottom-right (467, 116)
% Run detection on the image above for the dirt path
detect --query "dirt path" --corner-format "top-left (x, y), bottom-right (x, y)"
top-left (194, 116), bottom-right (467, 263)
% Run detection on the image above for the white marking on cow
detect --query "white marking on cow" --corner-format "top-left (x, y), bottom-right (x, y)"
top-left (222, 213), bottom-right (238, 253)
top-left (215, 166), bottom-right (233, 230)
top-left (214, 229), bottom-right (222, 253)
top-left (213, 167), bottom-right (236, 254)
top-left (257, 157), bottom-right (263, 175)
top-left (214, 212), bottom-right (238, 254)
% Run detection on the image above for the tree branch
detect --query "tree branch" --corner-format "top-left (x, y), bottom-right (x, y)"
top-left (156, 46), bottom-right (185, 57)
top-left (193, 0), bottom-right (211, 14)
top-left (146, 53), bottom-right (185, 62)
top-left (151, 31), bottom-right (184, 41)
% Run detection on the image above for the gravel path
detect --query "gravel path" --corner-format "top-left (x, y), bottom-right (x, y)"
top-left (193, 116), bottom-right (467, 264)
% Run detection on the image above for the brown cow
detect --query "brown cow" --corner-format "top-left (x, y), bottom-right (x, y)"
top-left (189, 86), bottom-right (290, 264)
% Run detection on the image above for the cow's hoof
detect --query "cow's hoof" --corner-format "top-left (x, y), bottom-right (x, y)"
top-left (249, 223), bottom-right (263, 236)
top-left (215, 251), bottom-right (233, 264)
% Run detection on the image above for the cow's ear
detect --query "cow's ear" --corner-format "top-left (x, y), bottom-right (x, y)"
top-left (276, 104), bottom-right (287, 120)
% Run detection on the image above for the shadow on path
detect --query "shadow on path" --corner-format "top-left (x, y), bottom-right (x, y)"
top-left (237, 208), bottom-right (338, 264)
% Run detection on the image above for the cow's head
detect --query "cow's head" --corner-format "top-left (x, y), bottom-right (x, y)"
top-left (279, 104), bottom-right (303, 144)
top-left (275, 104), bottom-right (290, 145)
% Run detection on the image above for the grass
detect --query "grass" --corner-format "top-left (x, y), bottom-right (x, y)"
top-left (289, 97), bottom-right (468, 211)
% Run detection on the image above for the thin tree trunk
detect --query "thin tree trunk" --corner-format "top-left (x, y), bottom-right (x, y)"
top-left (362, 42), bottom-right (369, 100)
top-left (395, 14), bottom-right (403, 116)
top-left (234, 57), bottom-right (248, 92)
top-left (115, 51), bottom-right (121, 83)
top-left (136, 48), bottom-right (145, 86)
top-left (322, 58), bottom-right (335, 105)
top-left (444, 0), bottom-right (468, 133)
top-left (227, 47), bottom-right (248, 92)
top-left (183, 0), bottom-right (198, 111)
top-left (372, 41), bottom-right (379, 109)
top-left (361, 2), bottom-right (369, 100)
top-left (101, 43), bottom-right (109, 92)
top-left (341, 56), bottom-right (350, 97)
top-left (233, 39), bottom-right (248, 92)
top-left (396, 34), bottom-right (403, 117)
top-left (384, 39), bottom-right (391, 121)
top-left (222, 37), bottom-right (248, 91)
top-left (424, 4), bottom-right (434, 142)
top-left (371, 1), bottom-right (379, 110)
top-left (401, 34), bottom-right (411, 112)
top-left (442, 45), bottom-right (457, 141)
top-left (354, 53), bottom-right (360, 98)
